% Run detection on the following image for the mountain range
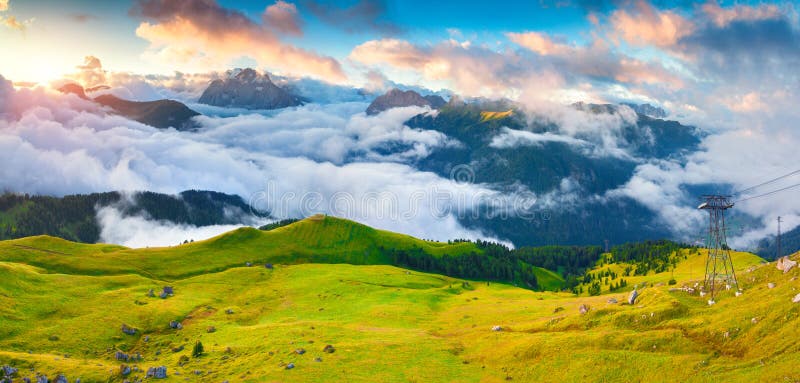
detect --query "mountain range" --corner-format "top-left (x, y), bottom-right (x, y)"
top-left (198, 68), bottom-right (305, 110)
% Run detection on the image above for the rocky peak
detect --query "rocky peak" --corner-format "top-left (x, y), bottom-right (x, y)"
top-left (199, 68), bottom-right (303, 110)
top-left (366, 88), bottom-right (445, 115)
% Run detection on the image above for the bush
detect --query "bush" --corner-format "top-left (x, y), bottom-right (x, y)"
top-left (668, 278), bottom-right (677, 285)
top-left (192, 341), bottom-right (204, 358)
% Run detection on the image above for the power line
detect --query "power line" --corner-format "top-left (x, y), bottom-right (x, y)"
top-left (735, 181), bottom-right (800, 203)
top-left (733, 169), bottom-right (800, 196)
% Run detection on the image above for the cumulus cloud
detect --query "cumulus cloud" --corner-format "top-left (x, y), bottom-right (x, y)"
top-left (262, 0), bottom-right (302, 36)
top-left (131, 0), bottom-right (346, 82)
top-left (609, 0), bottom-right (693, 47)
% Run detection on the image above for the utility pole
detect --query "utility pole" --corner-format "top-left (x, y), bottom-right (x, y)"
top-left (777, 216), bottom-right (782, 259)
top-left (698, 195), bottom-right (739, 303)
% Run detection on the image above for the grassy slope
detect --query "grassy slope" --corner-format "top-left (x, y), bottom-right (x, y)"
top-left (0, 216), bottom-right (479, 280)
top-left (576, 248), bottom-right (765, 295)
top-left (1, 218), bottom-right (798, 382)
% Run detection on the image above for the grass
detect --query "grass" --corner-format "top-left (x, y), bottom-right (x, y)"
top-left (0, 217), bottom-right (798, 382)
top-left (479, 110), bottom-right (513, 122)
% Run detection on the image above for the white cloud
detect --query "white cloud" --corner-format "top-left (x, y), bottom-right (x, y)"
top-left (0, 83), bottom-right (511, 245)
top-left (97, 206), bottom-right (245, 248)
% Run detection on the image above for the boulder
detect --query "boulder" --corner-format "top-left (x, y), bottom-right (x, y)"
top-left (491, 325), bottom-right (502, 332)
top-left (146, 289), bottom-right (155, 297)
top-left (265, 263), bottom-right (274, 269)
top-left (206, 326), bottom-right (216, 333)
top-left (146, 366), bottom-right (167, 379)
top-left (776, 256), bottom-right (797, 273)
top-left (225, 309), bottom-right (234, 314)
top-left (793, 293), bottom-right (800, 303)
top-left (121, 324), bottom-right (137, 335)
top-left (322, 344), bottom-right (336, 354)
top-left (628, 289), bottom-right (639, 305)
top-left (162, 286), bottom-right (174, 297)
top-left (285, 363), bottom-right (295, 370)
top-left (36, 375), bottom-right (48, 383)
top-left (120, 365), bottom-right (131, 376)
top-left (768, 283), bottom-right (776, 289)
top-left (54, 375), bottom-right (67, 383)
top-left (607, 298), bottom-right (618, 304)
top-left (579, 304), bottom-right (590, 315)
top-left (115, 351), bottom-right (129, 361)
top-left (294, 348), bottom-right (306, 355)
top-left (169, 321), bottom-right (183, 330)
top-left (314, 357), bottom-right (322, 362)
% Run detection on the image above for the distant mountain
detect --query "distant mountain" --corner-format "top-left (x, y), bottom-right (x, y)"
top-left (94, 94), bottom-right (200, 131)
top-left (57, 83), bottom-right (201, 131)
top-left (199, 68), bottom-right (303, 110)
top-left (366, 88), bottom-right (446, 115)
top-left (755, 224), bottom-right (800, 260)
top-left (57, 83), bottom-right (89, 100)
top-left (0, 190), bottom-right (269, 243)
top-left (623, 103), bottom-right (668, 119)
top-left (405, 99), bottom-right (702, 246)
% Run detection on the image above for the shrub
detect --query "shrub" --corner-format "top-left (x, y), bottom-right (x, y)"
top-left (192, 341), bottom-right (204, 358)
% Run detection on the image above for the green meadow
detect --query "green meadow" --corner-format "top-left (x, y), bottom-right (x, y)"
top-left (0, 216), bottom-right (798, 382)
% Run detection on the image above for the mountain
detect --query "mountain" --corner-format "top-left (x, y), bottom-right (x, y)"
top-left (0, 217), bottom-right (789, 382)
top-left (57, 83), bottom-right (201, 131)
top-left (366, 88), bottom-right (446, 115)
top-left (0, 190), bottom-right (269, 243)
top-left (94, 94), bottom-right (201, 131)
top-left (755, 224), bottom-right (800, 260)
top-left (405, 100), bottom-right (701, 246)
top-left (57, 83), bottom-right (88, 100)
top-left (198, 68), bottom-right (304, 110)
top-left (623, 102), bottom-right (668, 118)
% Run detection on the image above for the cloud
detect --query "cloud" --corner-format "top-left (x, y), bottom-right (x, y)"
top-left (489, 127), bottom-right (591, 149)
top-left (508, 32), bottom-right (684, 88)
top-left (0, 81), bottom-right (513, 245)
top-left (609, 0), bottom-right (694, 47)
top-left (304, 0), bottom-right (402, 36)
top-left (350, 38), bottom-right (544, 97)
top-left (131, 0), bottom-right (346, 82)
top-left (97, 206), bottom-right (245, 247)
top-left (262, 0), bottom-right (302, 36)
top-left (700, 1), bottom-right (783, 27)
top-left (1, 14), bottom-right (25, 30)
top-left (70, 13), bottom-right (98, 23)
top-left (507, 31), bottom-right (573, 56)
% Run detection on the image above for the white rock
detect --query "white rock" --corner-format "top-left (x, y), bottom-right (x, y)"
top-left (768, 283), bottom-right (776, 289)
top-left (776, 256), bottom-right (797, 273)
top-left (491, 325), bottom-right (502, 332)
top-left (708, 299), bottom-right (716, 306)
top-left (793, 293), bottom-right (800, 303)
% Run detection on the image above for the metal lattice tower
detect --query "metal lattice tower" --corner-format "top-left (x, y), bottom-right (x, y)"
top-left (698, 195), bottom-right (739, 300)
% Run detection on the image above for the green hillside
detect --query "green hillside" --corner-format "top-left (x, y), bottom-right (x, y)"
top-left (1, 218), bottom-right (799, 382)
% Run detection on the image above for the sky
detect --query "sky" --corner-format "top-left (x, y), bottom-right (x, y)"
top-left (1, 0), bottom-right (799, 247)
